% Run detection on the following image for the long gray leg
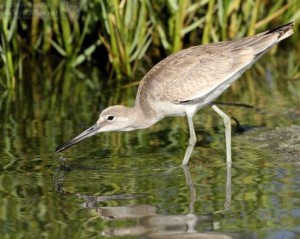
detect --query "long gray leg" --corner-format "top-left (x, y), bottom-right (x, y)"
top-left (211, 104), bottom-right (232, 167)
top-left (187, 115), bottom-right (197, 145)
top-left (182, 115), bottom-right (197, 165)
top-left (182, 165), bottom-right (196, 214)
top-left (224, 165), bottom-right (232, 210)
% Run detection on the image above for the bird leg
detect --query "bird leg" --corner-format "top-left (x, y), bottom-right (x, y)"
top-left (182, 115), bottom-right (197, 165)
top-left (182, 165), bottom-right (196, 214)
top-left (211, 104), bottom-right (232, 167)
top-left (187, 115), bottom-right (197, 145)
top-left (224, 164), bottom-right (232, 210)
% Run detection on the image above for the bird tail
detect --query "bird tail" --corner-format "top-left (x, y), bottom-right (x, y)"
top-left (265, 22), bottom-right (294, 43)
top-left (246, 22), bottom-right (294, 57)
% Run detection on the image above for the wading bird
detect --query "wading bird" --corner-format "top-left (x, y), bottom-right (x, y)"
top-left (56, 23), bottom-right (294, 167)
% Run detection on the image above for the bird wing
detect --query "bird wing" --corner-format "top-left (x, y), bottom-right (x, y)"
top-left (161, 45), bottom-right (256, 104)
top-left (137, 23), bottom-right (293, 106)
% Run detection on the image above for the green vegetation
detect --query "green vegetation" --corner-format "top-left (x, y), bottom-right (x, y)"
top-left (0, 4), bottom-right (299, 237)
top-left (0, 0), bottom-right (299, 89)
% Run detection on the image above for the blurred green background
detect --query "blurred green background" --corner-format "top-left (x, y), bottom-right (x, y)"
top-left (0, 0), bottom-right (299, 89)
top-left (1, 1), bottom-right (300, 238)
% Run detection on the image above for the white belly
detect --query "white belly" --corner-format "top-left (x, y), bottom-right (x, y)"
top-left (151, 100), bottom-right (206, 118)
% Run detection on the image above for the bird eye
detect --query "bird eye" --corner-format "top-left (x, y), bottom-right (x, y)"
top-left (107, 115), bottom-right (115, 121)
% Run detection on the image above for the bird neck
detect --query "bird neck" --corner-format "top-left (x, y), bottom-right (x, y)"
top-left (131, 104), bottom-right (159, 130)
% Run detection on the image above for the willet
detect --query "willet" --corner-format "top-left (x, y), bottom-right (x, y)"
top-left (56, 23), bottom-right (294, 166)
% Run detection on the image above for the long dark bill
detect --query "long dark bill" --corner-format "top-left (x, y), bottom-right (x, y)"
top-left (55, 124), bottom-right (101, 153)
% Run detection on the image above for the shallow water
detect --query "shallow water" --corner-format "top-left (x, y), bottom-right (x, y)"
top-left (1, 50), bottom-right (300, 238)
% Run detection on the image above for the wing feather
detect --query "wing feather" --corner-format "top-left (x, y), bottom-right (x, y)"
top-left (136, 23), bottom-right (293, 108)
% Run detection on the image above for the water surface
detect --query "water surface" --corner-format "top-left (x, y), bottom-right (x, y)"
top-left (1, 50), bottom-right (300, 238)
